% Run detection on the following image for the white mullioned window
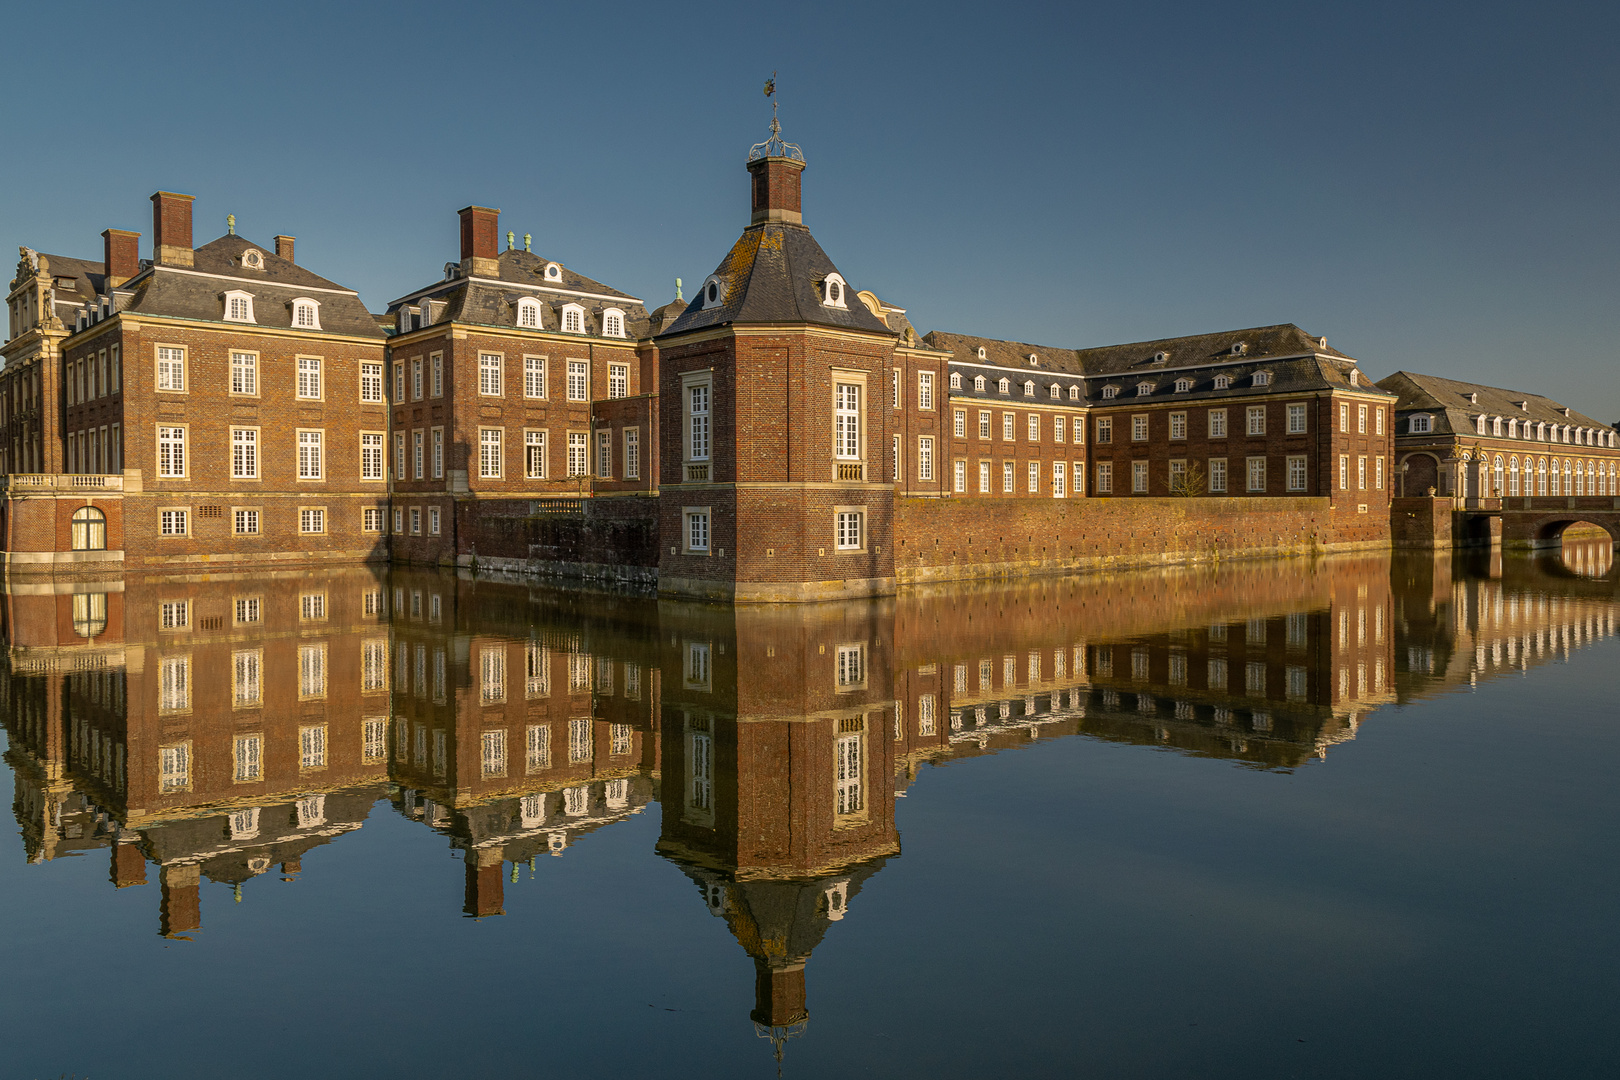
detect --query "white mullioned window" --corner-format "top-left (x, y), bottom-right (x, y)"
top-left (1288, 403), bottom-right (1307, 433)
top-left (603, 309), bottom-right (625, 337)
top-left (525, 430), bottom-right (547, 478)
top-left (1030, 413), bottom-right (1042, 441)
top-left (1003, 460), bottom-right (1014, 492)
top-left (1132, 415), bottom-right (1148, 441)
top-left (597, 429), bottom-right (612, 478)
top-left (300, 507), bottom-right (325, 533)
top-left (160, 658), bottom-right (190, 713)
top-left (955, 410), bottom-right (966, 438)
top-left (567, 432), bottom-right (588, 477)
top-left (918, 437), bottom-right (934, 481)
top-left (836, 510), bottom-right (862, 549)
top-left (1031, 460), bottom-right (1043, 493)
top-left (687, 510), bottom-right (709, 552)
top-left (231, 427), bottom-right (257, 479)
top-left (413, 431), bottom-right (424, 479)
top-left (979, 410), bottom-right (991, 439)
top-left (567, 360), bottom-right (588, 400)
top-left (1131, 460), bottom-right (1148, 493)
top-left (360, 362), bottom-right (383, 402)
top-left (624, 428), bottom-right (640, 479)
top-left (918, 371), bottom-right (934, 410)
top-left (563, 306), bottom-right (584, 334)
top-left (1053, 460), bottom-right (1066, 496)
top-left (979, 460), bottom-right (991, 492)
top-left (160, 509), bottom-right (188, 536)
top-left (1247, 406), bottom-right (1266, 436)
top-left (609, 363), bottom-right (628, 398)
top-left (225, 292), bottom-right (254, 322)
top-left (297, 429), bottom-right (323, 479)
top-left (233, 733), bottom-right (262, 779)
top-left (299, 724), bottom-right (327, 769)
top-left (431, 354), bottom-right (443, 397)
top-left (479, 353), bottom-right (502, 396)
top-left (1003, 412), bottom-right (1015, 441)
top-left (480, 428), bottom-right (502, 478)
top-left (835, 730), bottom-right (864, 816)
top-left (297, 357), bottom-right (322, 399)
top-left (411, 358), bottom-right (423, 399)
top-left (158, 425), bottom-right (186, 477)
top-left (688, 383), bottom-right (710, 460)
top-left (517, 297), bottom-right (540, 328)
top-left (954, 459), bottom-right (966, 492)
top-left (292, 299), bottom-right (320, 329)
top-left (231, 352), bottom-right (257, 395)
top-left (1248, 456), bottom-right (1267, 492)
top-left (1170, 412), bottom-right (1187, 440)
top-left (1287, 455), bottom-right (1307, 491)
top-left (234, 508), bottom-right (259, 534)
top-left (524, 356), bottom-right (546, 398)
top-left (361, 433), bottom-right (384, 480)
top-left (1209, 458), bottom-right (1227, 493)
top-left (432, 428), bottom-right (444, 478)
top-left (157, 347), bottom-right (186, 392)
top-left (834, 383), bottom-right (861, 459)
top-left (233, 652), bottom-right (263, 710)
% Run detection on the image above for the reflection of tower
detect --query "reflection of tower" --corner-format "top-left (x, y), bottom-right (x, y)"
top-left (656, 597), bottom-right (897, 1065)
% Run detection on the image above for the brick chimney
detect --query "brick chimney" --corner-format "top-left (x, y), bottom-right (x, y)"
top-left (150, 191), bottom-right (195, 268)
top-left (463, 857), bottom-right (505, 917)
top-left (751, 960), bottom-right (808, 1027)
top-left (159, 863), bottom-right (201, 936)
top-left (458, 205), bottom-right (501, 277)
top-left (102, 229), bottom-right (141, 287)
top-left (274, 235), bottom-right (295, 264)
top-left (110, 842), bottom-right (147, 888)
top-left (747, 156), bottom-right (804, 226)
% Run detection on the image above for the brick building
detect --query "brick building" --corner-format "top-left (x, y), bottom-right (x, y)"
top-left (1378, 370), bottom-right (1620, 500)
top-left (2, 193), bottom-right (390, 569)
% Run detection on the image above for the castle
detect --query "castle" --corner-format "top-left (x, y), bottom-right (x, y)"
top-left (3, 123), bottom-right (1615, 595)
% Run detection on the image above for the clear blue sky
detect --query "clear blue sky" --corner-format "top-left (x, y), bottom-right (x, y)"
top-left (5, 0), bottom-right (1616, 421)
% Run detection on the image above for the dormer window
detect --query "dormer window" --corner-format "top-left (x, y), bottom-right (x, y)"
top-left (977, 347), bottom-right (987, 360)
top-left (1174, 378), bottom-right (1193, 393)
top-left (1508, 419), bottom-right (1518, 438)
top-left (950, 372), bottom-right (963, 390)
top-left (1409, 414), bottom-right (1432, 434)
top-left (1252, 371), bottom-right (1271, 387)
top-left (397, 307), bottom-right (416, 335)
top-left (602, 308), bottom-right (626, 337)
top-left (1023, 380), bottom-right (1035, 398)
top-left (290, 298), bottom-right (321, 330)
top-left (1136, 382), bottom-right (1153, 397)
top-left (1068, 385), bottom-right (1081, 401)
top-left (820, 273), bottom-right (849, 309)
top-left (1491, 416), bottom-right (1502, 437)
top-left (1028, 353), bottom-right (1039, 366)
top-left (241, 248), bottom-right (264, 270)
top-left (516, 297), bottom-right (541, 328)
top-left (1213, 374), bottom-right (1231, 390)
top-left (1475, 415), bottom-right (1487, 435)
top-left (544, 263), bottom-right (563, 282)
top-left (972, 374), bottom-right (985, 391)
top-left (998, 378), bottom-right (1010, 394)
top-left (223, 290), bottom-right (255, 323)
top-left (1152, 351), bottom-right (1169, 365)
top-left (1049, 383), bottom-right (1060, 399)
top-left (1468, 392), bottom-right (1479, 404)
top-left (560, 303), bottom-right (585, 334)
top-left (1101, 385), bottom-right (1119, 399)
top-left (1231, 342), bottom-right (1248, 356)
top-left (699, 275), bottom-right (725, 310)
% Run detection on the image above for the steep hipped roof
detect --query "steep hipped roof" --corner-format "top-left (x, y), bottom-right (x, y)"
top-left (109, 234), bottom-right (385, 339)
top-left (1377, 370), bottom-right (1615, 435)
top-left (658, 224), bottom-right (894, 338)
top-left (34, 253), bottom-right (105, 322)
top-left (387, 248), bottom-right (648, 338)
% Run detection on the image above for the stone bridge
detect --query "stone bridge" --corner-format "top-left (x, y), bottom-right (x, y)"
top-left (1456, 496), bottom-right (1620, 547)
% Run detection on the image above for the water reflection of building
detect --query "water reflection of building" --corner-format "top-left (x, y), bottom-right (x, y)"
top-left (655, 600), bottom-right (899, 1062)
top-left (2, 567), bottom-right (394, 935)
top-left (384, 571), bottom-right (662, 917)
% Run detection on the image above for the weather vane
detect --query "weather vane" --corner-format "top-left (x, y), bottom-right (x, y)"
top-left (749, 71), bottom-right (804, 162)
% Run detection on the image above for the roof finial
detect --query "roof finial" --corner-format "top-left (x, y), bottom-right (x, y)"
top-left (749, 71), bottom-right (804, 162)
top-left (506, 230), bottom-right (515, 250)
top-left (226, 214), bottom-right (235, 236)
top-left (675, 277), bottom-right (683, 301)
top-left (523, 233), bottom-right (531, 252)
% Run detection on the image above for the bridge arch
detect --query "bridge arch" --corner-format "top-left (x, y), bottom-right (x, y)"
top-left (1533, 517), bottom-right (1619, 545)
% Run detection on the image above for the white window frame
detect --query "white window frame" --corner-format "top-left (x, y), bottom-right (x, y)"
top-left (297, 429), bottom-right (324, 480)
top-left (230, 351), bottom-right (259, 396)
top-left (223, 290), bottom-right (255, 324)
top-left (296, 356), bottom-right (323, 400)
top-left (479, 427), bottom-right (503, 479)
top-left (479, 353), bottom-right (503, 397)
top-left (291, 298), bottom-right (321, 330)
top-left (567, 359), bottom-right (589, 401)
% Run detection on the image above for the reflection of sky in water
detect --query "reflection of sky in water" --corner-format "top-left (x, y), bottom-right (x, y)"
top-left (1, 550), bottom-right (1618, 1078)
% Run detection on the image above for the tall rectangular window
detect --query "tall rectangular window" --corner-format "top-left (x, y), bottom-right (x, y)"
top-left (299, 724), bottom-right (327, 770)
top-left (1030, 460), bottom-right (1043, 493)
top-left (834, 383), bottom-right (861, 459)
top-left (413, 431), bottom-right (424, 479)
top-left (479, 353), bottom-right (503, 396)
top-left (1131, 460), bottom-right (1148, 493)
top-left (978, 460), bottom-right (991, 493)
top-left (1339, 402), bottom-right (1349, 432)
top-left (1247, 406), bottom-right (1266, 436)
top-left (624, 428), bottom-right (640, 479)
top-left (1055, 416), bottom-right (1066, 443)
top-left (596, 429), bottom-right (612, 478)
top-left (1031, 414), bottom-right (1043, 441)
top-left (234, 508), bottom-right (259, 534)
top-left (157, 346), bottom-right (185, 392)
top-left (1169, 412), bottom-right (1186, 440)
top-left (297, 357), bottom-right (322, 400)
top-left (233, 733), bottom-right (262, 779)
top-left (1376, 456), bottom-right (1385, 490)
top-left (836, 732), bottom-right (864, 816)
top-left (917, 371), bottom-right (934, 410)
top-left (432, 428), bottom-right (444, 478)
top-left (479, 428), bottom-right (502, 478)
top-left (1053, 460), bottom-right (1066, 497)
top-left (979, 410), bottom-right (991, 439)
top-left (233, 650), bottom-right (263, 710)
top-left (836, 511), bottom-right (863, 549)
top-left (395, 433), bottom-right (406, 479)
top-left (1339, 454), bottom-right (1348, 490)
top-left (1097, 417), bottom-right (1113, 443)
top-left (1358, 404), bottom-right (1368, 434)
top-left (686, 510), bottom-right (709, 552)
top-left (394, 361), bottom-right (406, 402)
top-left (297, 430), bottom-right (323, 480)
top-left (1003, 460), bottom-right (1014, 492)
top-left (360, 362), bottom-right (383, 402)
top-left (524, 356), bottom-right (546, 398)
top-left (1358, 455), bottom-right (1367, 489)
top-left (954, 410), bottom-right (966, 438)
top-left (158, 426), bottom-right (186, 477)
top-left (688, 383), bottom-right (710, 460)
top-left (567, 432), bottom-right (588, 477)
top-left (299, 646), bottom-right (327, 700)
top-left (1375, 408), bottom-right (1385, 435)
top-left (567, 360), bottom-right (588, 401)
top-left (1096, 461), bottom-right (1113, 493)
top-left (918, 437), bottom-right (934, 481)
top-left (1003, 412), bottom-right (1015, 441)
top-left (1208, 409), bottom-right (1227, 438)
top-left (954, 459), bottom-right (966, 493)
top-left (1287, 403), bottom-right (1307, 433)
top-left (361, 433), bottom-right (384, 480)
top-left (231, 352), bottom-right (257, 395)
top-left (609, 363), bottom-right (628, 399)
top-left (1287, 455), bottom-right (1307, 491)
top-left (160, 658), bottom-right (190, 713)
top-left (1247, 456), bottom-right (1267, 492)
top-left (1209, 458), bottom-right (1228, 493)
top-left (431, 354), bottom-right (443, 397)
top-left (231, 428), bottom-right (257, 479)
top-left (525, 430), bottom-right (547, 478)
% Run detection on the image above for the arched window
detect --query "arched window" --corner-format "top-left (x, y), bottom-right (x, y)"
top-left (1069, 386), bottom-right (1081, 401)
top-left (1252, 371), bottom-right (1271, 387)
top-left (1493, 455), bottom-right (1504, 496)
top-left (561, 303), bottom-right (585, 334)
top-left (1564, 458), bottom-right (1573, 493)
top-left (1213, 375), bottom-right (1231, 390)
top-left (1049, 383), bottom-right (1060, 399)
top-left (1174, 378), bottom-right (1192, 392)
top-left (72, 593), bottom-right (107, 639)
top-left (290, 298), bottom-right (321, 330)
top-left (1023, 381), bottom-right (1035, 398)
top-left (950, 372), bottom-right (963, 390)
top-left (973, 375), bottom-right (985, 391)
top-left (71, 505), bottom-right (106, 551)
top-left (602, 308), bottom-right (626, 337)
top-left (1101, 385), bottom-right (1118, 399)
top-left (1574, 460), bottom-right (1584, 496)
top-left (998, 378), bottom-right (1010, 395)
top-left (699, 275), bottom-right (725, 310)
top-left (516, 298), bottom-right (541, 328)
top-left (1538, 457), bottom-right (1548, 496)
top-left (1509, 456), bottom-right (1519, 496)
top-left (1135, 382), bottom-right (1153, 397)
top-left (820, 273), bottom-right (849, 309)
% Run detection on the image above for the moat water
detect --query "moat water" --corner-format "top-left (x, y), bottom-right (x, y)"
top-left (1, 543), bottom-right (1617, 1079)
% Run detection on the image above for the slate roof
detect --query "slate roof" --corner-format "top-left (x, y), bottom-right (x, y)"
top-left (658, 224), bottom-right (895, 338)
top-left (924, 324), bottom-right (1388, 407)
top-left (64, 234), bottom-right (386, 340)
top-left (36, 252), bottom-right (106, 322)
top-left (387, 248), bottom-right (649, 338)
top-left (1377, 370), bottom-right (1616, 436)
